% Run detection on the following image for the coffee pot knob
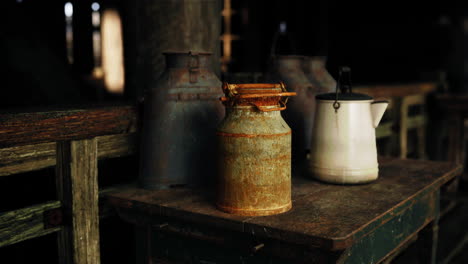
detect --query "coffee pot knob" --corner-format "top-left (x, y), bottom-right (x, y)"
top-left (338, 66), bottom-right (352, 94)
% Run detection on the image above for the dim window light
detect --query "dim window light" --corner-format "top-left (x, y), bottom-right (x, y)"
top-left (101, 8), bottom-right (125, 94)
top-left (91, 2), bottom-right (100, 11)
top-left (64, 2), bottom-right (74, 64)
top-left (64, 2), bottom-right (73, 17)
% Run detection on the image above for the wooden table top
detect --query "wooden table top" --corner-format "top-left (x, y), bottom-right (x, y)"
top-left (107, 158), bottom-right (461, 251)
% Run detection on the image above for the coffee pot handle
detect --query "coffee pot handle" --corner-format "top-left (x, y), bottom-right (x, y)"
top-left (333, 66), bottom-right (352, 112)
top-left (338, 66), bottom-right (352, 94)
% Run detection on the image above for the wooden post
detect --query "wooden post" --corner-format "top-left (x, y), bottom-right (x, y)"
top-left (56, 139), bottom-right (100, 264)
top-left (418, 221), bottom-right (439, 264)
top-left (389, 98), bottom-right (402, 157)
top-left (447, 113), bottom-right (464, 164)
top-left (417, 98), bottom-right (427, 159)
top-left (135, 225), bottom-right (152, 264)
top-left (400, 96), bottom-right (409, 159)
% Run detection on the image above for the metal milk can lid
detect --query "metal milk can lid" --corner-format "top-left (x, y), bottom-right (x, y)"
top-left (220, 82), bottom-right (296, 112)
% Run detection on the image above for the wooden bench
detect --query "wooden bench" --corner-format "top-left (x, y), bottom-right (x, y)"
top-left (355, 82), bottom-right (437, 159)
top-left (0, 105), bottom-right (138, 263)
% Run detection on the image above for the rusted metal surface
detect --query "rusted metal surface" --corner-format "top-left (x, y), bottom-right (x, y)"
top-left (302, 56), bottom-right (336, 94)
top-left (139, 51), bottom-right (224, 190)
top-left (216, 83), bottom-right (296, 216)
top-left (265, 56), bottom-right (316, 174)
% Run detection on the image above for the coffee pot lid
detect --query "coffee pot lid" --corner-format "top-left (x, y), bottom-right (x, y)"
top-left (316, 92), bottom-right (372, 101)
top-left (316, 66), bottom-right (373, 101)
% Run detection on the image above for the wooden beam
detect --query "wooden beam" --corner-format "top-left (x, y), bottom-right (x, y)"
top-left (0, 133), bottom-right (137, 177)
top-left (400, 97), bottom-right (409, 158)
top-left (0, 105), bottom-right (137, 148)
top-left (0, 142), bottom-right (56, 176)
top-left (0, 201), bottom-right (61, 248)
top-left (354, 82), bottom-right (437, 98)
top-left (56, 139), bottom-right (100, 264)
top-left (96, 133), bottom-right (138, 160)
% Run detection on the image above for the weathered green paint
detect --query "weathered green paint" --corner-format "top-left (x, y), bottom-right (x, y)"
top-left (340, 191), bottom-right (439, 264)
top-left (0, 200), bottom-right (61, 248)
top-left (331, 181), bottom-right (442, 250)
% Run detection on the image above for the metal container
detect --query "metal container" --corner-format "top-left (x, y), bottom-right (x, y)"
top-left (139, 51), bottom-right (224, 189)
top-left (265, 56), bottom-right (315, 174)
top-left (303, 56), bottom-right (336, 94)
top-left (217, 83), bottom-right (296, 216)
top-left (310, 68), bottom-right (388, 184)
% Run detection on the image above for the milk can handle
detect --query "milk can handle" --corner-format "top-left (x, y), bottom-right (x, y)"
top-left (252, 100), bottom-right (287, 112)
top-left (189, 52), bottom-right (199, 83)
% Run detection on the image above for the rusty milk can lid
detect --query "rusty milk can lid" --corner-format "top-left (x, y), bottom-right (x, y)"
top-left (220, 82), bottom-right (296, 112)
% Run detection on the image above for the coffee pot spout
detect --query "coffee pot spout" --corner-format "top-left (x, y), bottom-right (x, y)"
top-left (371, 101), bottom-right (389, 128)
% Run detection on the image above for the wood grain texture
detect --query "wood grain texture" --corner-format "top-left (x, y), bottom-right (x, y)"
top-left (0, 201), bottom-right (61, 248)
top-left (0, 105), bottom-right (137, 148)
top-left (0, 133), bottom-right (137, 177)
top-left (107, 158), bottom-right (462, 252)
top-left (56, 139), bottom-right (100, 264)
top-left (96, 133), bottom-right (138, 160)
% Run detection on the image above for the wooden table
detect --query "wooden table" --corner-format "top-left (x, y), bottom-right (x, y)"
top-left (107, 158), bottom-right (461, 264)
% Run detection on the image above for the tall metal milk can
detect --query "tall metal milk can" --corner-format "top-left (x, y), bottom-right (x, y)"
top-left (216, 83), bottom-right (296, 216)
top-left (303, 56), bottom-right (336, 94)
top-left (139, 51), bottom-right (224, 189)
top-left (265, 56), bottom-right (315, 174)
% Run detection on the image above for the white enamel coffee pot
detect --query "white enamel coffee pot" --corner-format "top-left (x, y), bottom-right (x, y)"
top-left (309, 67), bottom-right (388, 184)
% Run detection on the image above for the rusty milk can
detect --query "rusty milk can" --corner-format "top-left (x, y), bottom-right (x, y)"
top-left (265, 56), bottom-right (315, 173)
top-left (216, 83), bottom-right (296, 216)
top-left (139, 51), bottom-right (224, 189)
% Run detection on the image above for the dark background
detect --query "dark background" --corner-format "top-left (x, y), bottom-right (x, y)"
top-left (0, 0), bottom-right (466, 109)
top-left (0, 0), bottom-right (467, 263)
